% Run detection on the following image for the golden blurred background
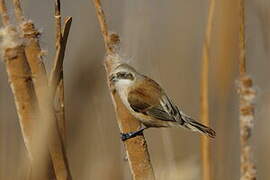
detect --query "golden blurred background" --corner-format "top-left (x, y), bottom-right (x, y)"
top-left (0, 0), bottom-right (270, 179)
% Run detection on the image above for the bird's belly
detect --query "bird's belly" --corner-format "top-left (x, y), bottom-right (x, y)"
top-left (132, 112), bottom-right (172, 128)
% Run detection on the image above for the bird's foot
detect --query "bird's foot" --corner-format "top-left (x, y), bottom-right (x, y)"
top-left (120, 132), bottom-right (134, 141)
top-left (120, 127), bottom-right (146, 141)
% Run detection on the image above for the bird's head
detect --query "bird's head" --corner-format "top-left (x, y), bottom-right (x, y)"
top-left (109, 64), bottom-right (137, 88)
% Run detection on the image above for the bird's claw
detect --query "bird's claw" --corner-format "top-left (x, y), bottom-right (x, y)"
top-left (120, 129), bottom-right (145, 141)
top-left (121, 133), bottom-right (132, 141)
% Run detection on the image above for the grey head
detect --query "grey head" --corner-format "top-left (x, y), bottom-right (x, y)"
top-left (109, 63), bottom-right (138, 85)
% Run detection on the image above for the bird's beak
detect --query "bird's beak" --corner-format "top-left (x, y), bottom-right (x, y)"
top-left (109, 74), bottom-right (117, 82)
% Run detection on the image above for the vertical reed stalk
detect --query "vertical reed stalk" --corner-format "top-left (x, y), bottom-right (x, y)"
top-left (200, 0), bottom-right (216, 180)
top-left (92, 0), bottom-right (155, 179)
top-left (0, 1), bottom-right (49, 179)
top-left (49, 0), bottom-right (72, 147)
top-left (238, 0), bottom-right (256, 179)
top-left (10, 0), bottom-right (72, 179)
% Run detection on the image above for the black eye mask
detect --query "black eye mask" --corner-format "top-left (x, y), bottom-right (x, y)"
top-left (116, 72), bottom-right (134, 80)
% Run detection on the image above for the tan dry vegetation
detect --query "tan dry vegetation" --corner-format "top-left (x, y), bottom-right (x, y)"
top-left (0, 0), bottom-right (72, 179)
top-left (200, 0), bottom-right (216, 179)
top-left (0, 0), bottom-right (269, 180)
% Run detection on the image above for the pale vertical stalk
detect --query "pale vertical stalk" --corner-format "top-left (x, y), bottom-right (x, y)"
top-left (49, 0), bottom-right (72, 146)
top-left (239, 0), bottom-right (246, 77)
top-left (238, 0), bottom-right (256, 179)
top-left (12, 5), bottom-right (52, 179)
top-left (54, 79), bottom-right (66, 144)
top-left (92, 0), bottom-right (155, 179)
top-left (200, 0), bottom-right (215, 180)
top-left (0, 1), bottom-right (48, 178)
top-left (50, 16), bottom-right (72, 143)
top-left (11, 0), bottom-right (72, 179)
top-left (21, 15), bottom-right (72, 180)
top-left (55, 0), bottom-right (61, 50)
top-left (161, 130), bottom-right (177, 179)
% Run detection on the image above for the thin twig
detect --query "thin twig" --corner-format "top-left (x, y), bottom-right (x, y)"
top-left (200, 0), bottom-right (215, 180)
top-left (55, 0), bottom-right (61, 49)
top-left (238, 0), bottom-right (256, 179)
top-left (92, 0), bottom-right (155, 179)
top-left (239, 0), bottom-right (246, 77)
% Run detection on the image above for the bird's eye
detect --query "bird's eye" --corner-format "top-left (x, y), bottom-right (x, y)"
top-left (126, 73), bottom-right (134, 80)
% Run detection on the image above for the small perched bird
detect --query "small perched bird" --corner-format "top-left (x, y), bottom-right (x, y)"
top-left (109, 63), bottom-right (216, 141)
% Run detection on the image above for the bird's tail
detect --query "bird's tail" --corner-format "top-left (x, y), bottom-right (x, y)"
top-left (181, 114), bottom-right (216, 138)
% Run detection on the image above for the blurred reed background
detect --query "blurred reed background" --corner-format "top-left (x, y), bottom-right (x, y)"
top-left (0, 0), bottom-right (269, 179)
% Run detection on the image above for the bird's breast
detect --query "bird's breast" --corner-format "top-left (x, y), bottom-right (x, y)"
top-left (116, 86), bottom-right (132, 110)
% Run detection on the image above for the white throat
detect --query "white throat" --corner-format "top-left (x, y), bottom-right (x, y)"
top-left (115, 79), bottom-right (133, 91)
top-left (115, 79), bottom-right (134, 109)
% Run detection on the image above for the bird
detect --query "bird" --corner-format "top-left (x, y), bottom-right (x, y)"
top-left (109, 63), bottom-right (216, 141)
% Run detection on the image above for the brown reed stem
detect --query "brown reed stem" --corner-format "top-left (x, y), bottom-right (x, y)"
top-left (50, 0), bottom-right (72, 146)
top-left (200, 0), bottom-right (215, 180)
top-left (238, 0), bottom-right (256, 180)
top-left (11, 0), bottom-right (72, 179)
top-left (50, 17), bottom-right (72, 97)
top-left (21, 15), bottom-right (72, 180)
top-left (0, 2), bottom-right (50, 178)
top-left (92, 0), bottom-right (115, 55)
top-left (92, 0), bottom-right (155, 179)
top-left (55, 0), bottom-right (61, 48)
top-left (239, 0), bottom-right (247, 77)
